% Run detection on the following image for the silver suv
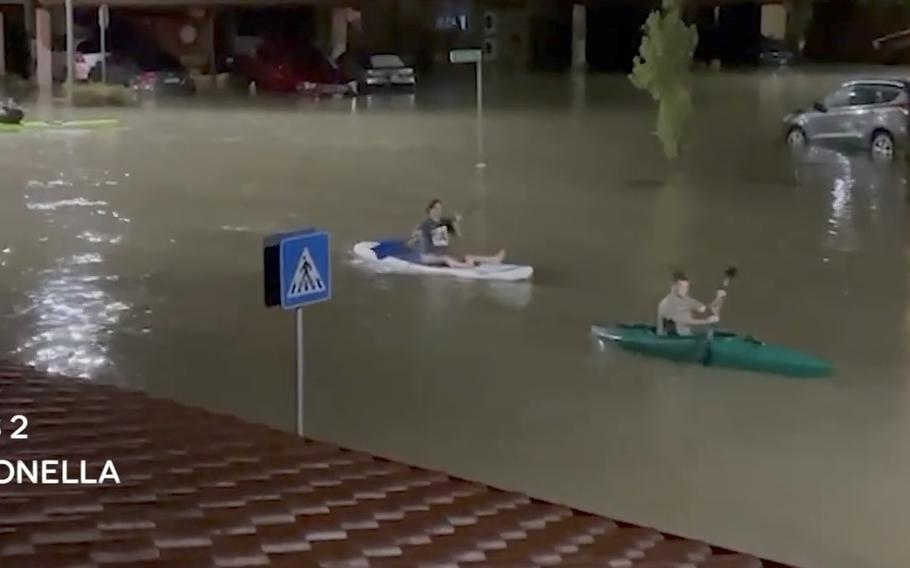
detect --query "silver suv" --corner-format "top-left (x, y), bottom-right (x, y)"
top-left (785, 79), bottom-right (910, 159)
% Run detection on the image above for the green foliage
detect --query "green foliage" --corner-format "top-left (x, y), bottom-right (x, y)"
top-left (69, 84), bottom-right (136, 107)
top-left (629, 0), bottom-right (699, 160)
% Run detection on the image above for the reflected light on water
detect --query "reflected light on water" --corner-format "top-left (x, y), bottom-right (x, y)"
top-left (26, 197), bottom-right (109, 211)
top-left (27, 179), bottom-right (73, 189)
top-left (17, 167), bottom-right (130, 379)
top-left (71, 253), bottom-right (104, 265)
top-left (17, 263), bottom-right (130, 379)
top-left (824, 150), bottom-right (859, 253)
top-left (77, 231), bottom-right (123, 245)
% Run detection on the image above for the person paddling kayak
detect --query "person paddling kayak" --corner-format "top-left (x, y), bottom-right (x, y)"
top-left (409, 198), bottom-right (506, 268)
top-left (657, 271), bottom-right (725, 336)
top-left (0, 98), bottom-right (24, 125)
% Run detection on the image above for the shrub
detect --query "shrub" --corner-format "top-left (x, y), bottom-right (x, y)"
top-left (69, 83), bottom-right (136, 107)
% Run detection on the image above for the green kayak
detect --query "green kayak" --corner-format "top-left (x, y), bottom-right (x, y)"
top-left (0, 118), bottom-right (119, 132)
top-left (591, 323), bottom-right (832, 378)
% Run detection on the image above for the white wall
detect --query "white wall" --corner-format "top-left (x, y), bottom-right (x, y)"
top-left (761, 4), bottom-right (787, 40)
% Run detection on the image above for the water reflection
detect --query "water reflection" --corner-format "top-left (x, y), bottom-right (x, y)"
top-left (77, 231), bottom-right (122, 245)
top-left (17, 263), bottom-right (129, 378)
top-left (26, 197), bottom-right (108, 211)
top-left (362, 93), bottom-right (417, 111)
top-left (792, 146), bottom-right (907, 255)
top-left (17, 170), bottom-right (129, 379)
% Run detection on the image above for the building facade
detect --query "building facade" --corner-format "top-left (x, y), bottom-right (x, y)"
top-left (3, 0), bottom-right (884, 88)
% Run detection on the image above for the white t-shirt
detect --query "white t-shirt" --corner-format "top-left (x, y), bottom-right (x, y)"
top-left (657, 293), bottom-right (706, 336)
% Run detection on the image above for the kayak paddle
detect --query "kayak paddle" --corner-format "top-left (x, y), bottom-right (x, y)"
top-left (712, 265), bottom-right (738, 317)
top-left (721, 265), bottom-right (738, 289)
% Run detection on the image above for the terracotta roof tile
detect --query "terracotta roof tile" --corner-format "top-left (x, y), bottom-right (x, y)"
top-left (0, 365), bottom-right (790, 568)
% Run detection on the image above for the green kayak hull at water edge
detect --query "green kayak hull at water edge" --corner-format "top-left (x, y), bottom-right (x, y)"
top-left (0, 118), bottom-right (119, 132)
top-left (591, 323), bottom-right (833, 378)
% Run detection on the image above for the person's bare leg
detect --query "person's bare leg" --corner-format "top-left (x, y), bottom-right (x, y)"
top-left (422, 253), bottom-right (472, 268)
top-left (465, 249), bottom-right (506, 266)
top-left (442, 255), bottom-right (474, 268)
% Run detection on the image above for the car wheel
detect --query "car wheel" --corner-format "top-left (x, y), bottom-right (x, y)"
top-left (786, 126), bottom-right (807, 149)
top-left (871, 129), bottom-right (895, 160)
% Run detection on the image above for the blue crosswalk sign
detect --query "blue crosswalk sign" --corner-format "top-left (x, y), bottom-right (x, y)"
top-left (279, 231), bottom-right (331, 309)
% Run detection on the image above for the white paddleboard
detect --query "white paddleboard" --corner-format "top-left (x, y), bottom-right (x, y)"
top-left (353, 241), bottom-right (533, 282)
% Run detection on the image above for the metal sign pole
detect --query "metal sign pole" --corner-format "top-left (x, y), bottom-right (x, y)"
top-left (265, 229), bottom-right (329, 439)
top-left (295, 308), bottom-right (304, 436)
top-left (476, 58), bottom-right (485, 168)
top-left (100, 5), bottom-right (108, 83)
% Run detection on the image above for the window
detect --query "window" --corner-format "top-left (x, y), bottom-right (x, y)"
top-left (824, 86), bottom-right (876, 109)
top-left (436, 15), bottom-right (468, 31)
top-left (849, 86), bottom-right (880, 106)
top-left (823, 87), bottom-right (855, 109)
top-left (370, 55), bottom-right (404, 69)
top-left (870, 85), bottom-right (902, 104)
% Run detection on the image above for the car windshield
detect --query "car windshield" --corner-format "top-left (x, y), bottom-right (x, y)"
top-left (77, 40), bottom-right (100, 53)
top-left (370, 55), bottom-right (404, 69)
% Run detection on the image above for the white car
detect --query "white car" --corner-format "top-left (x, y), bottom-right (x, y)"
top-left (52, 48), bottom-right (105, 82)
top-left (74, 40), bottom-right (109, 81)
top-left (52, 37), bottom-right (104, 82)
top-left (363, 54), bottom-right (416, 88)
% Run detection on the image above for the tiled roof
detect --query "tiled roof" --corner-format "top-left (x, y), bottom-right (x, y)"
top-left (0, 364), bottom-right (788, 567)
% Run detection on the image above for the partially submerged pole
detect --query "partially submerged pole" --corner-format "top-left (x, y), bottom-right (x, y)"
top-left (65, 0), bottom-right (75, 101)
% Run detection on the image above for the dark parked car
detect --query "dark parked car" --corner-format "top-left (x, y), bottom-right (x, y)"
top-left (758, 37), bottom-right (797, 66)
top-left (234, 42), bottom-right (357, 96)
top-left (90, 50), bottom-right (195, 97)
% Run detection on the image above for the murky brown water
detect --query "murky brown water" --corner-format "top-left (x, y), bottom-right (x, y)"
top-left (1, 69), bottom-right (909, 567)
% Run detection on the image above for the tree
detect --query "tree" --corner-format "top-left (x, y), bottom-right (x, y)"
top-left (629, 0), bottom-right (699, 160)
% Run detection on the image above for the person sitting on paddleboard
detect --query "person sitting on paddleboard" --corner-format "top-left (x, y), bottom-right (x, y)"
top-left (657, 271), bottom-right (725, 336)
top-left (409, 198), bottom-right (506, 268)
top-left (0, 97), bottom-right (23, 125)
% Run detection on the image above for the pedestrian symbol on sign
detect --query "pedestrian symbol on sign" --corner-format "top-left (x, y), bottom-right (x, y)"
top-left (272, 229), bottom-right (330, 310)
top-left (288, 248), bottom-right (325, 297)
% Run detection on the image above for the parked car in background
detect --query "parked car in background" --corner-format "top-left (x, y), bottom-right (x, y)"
top-left (233, 42), bottom-right (357, 97)
top-left (347, 53), bottom-right (416, 90)
top-left (90, 50), bottom-right (195, 97)
top-left (758, 37), bottom-right (797, 67)
top-left (75, 39), bottom-right (107, 81)
top-left (785, 79), bottom-right (910, 159)
top-left (52, 39), bottom-right (96, 81)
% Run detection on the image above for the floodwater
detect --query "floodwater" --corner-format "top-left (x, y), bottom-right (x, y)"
top-left (0, 69), bottom-right (908, 568)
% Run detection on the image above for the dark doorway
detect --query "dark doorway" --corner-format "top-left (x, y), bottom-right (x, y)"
top-left (717, 2), bottom-right (762, 65)
top-left (530, 2), bottom-right (572, 71)
top-left (2, 6), bottom-right (30, 78)
top-left (586, 3), bottom-right (650, 72)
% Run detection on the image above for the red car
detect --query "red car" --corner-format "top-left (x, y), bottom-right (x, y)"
top-left (235, 42), bottom-right (358, 96)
